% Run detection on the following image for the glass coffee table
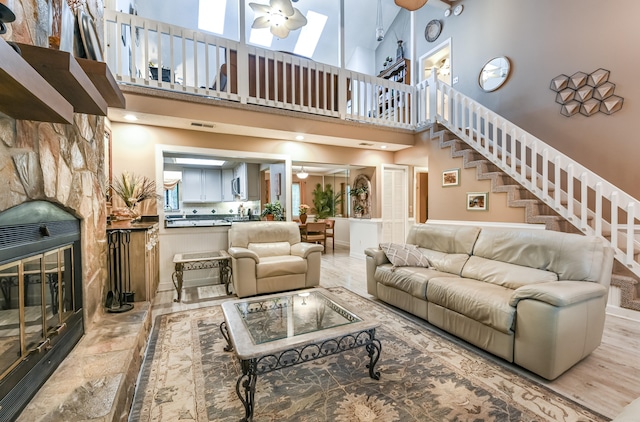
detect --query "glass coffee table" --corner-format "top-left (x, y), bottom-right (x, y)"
top-left (219, 288), bottom-right (381, 421)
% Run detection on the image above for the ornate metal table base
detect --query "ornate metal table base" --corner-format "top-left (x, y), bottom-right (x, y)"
top-left (219, 321), bottom-right (381, 421)
top-left (172, 251), bottom-right (232, 302)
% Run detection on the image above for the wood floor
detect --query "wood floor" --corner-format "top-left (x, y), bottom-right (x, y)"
top-left (151, 245), bottom-right (640, 420)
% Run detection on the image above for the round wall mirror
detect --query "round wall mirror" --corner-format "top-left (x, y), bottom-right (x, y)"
top-left (479, 56), bottom-right (511, 92)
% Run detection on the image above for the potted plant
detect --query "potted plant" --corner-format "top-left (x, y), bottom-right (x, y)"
top-left (349, 185), bottom-right (368, 199)
top-left (298, 204), bottom-right (310, 224)
top-left (261, 202), bottom-right (284, 221)
top-left (111, 172), bottom-right (160, 221)
top-left (354, 204), bottom-right (364, 218)
top-left (312, 183), bottom-right (342, 220)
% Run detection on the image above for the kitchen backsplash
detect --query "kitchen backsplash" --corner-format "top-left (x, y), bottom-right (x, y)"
top-left (166, 200), bottom-right (261, 217)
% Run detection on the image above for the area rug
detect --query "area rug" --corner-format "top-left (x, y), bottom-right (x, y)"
top-left (129, 287), bottom-right (607, 421)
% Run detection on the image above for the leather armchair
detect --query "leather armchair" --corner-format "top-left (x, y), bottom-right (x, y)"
top-left (227, 221), bottom-right (323, 298)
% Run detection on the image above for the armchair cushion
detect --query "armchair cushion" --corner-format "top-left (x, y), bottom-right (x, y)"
top-left (257, 256), bottom-right (307, 278)
top-left (249, 241), bottom-right (291, 257)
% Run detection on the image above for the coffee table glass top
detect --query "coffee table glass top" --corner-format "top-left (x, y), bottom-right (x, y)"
top-left (233, 290), bottom-right (362, 345)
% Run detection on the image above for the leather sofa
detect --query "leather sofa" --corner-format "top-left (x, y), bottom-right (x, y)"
top-left (613, 396), bottom-right (640, 421)
top-left (228, 221), bottom-right (323, 298)
top-left (365, 223), bottom-right (614, 380)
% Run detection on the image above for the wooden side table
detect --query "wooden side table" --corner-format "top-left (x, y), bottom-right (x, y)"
top-left (171, 250), bottom-right (232, 302)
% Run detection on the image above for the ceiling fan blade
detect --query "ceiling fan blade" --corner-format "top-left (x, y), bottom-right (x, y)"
top-left (394, 0), bottom-right (428, 11)
top-left (251, 16), bottom-right (272, 29)
top-left (270, 24), bottom-right (290, 39)
top-left (285, 9), bottom-right (307, 30)
top-left (248, 3), bottom-right (271, 15)
top-left (270, 0), bottom-right (294, 17)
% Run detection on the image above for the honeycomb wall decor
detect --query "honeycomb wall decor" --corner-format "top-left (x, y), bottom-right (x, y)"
top-left (550, 69), bottom-right (624, 117)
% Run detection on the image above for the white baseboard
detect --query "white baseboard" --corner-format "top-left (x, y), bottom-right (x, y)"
top-left (606, 305), bottom-right (640, 322)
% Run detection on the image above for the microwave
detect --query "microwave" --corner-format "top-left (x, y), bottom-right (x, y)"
top-left (231, 177), bottom-right (241, 196)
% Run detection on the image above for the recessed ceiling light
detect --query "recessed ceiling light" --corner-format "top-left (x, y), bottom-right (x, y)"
top-left (380, 145), bottom-right (388, 149)
top-left (124, 114), bottom-right (138, 121)
top-left (295, 135), bottom-right (305, 140)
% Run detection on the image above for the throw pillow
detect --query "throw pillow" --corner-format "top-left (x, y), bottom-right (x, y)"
top-left (380, 243), bottom-right (430, 269)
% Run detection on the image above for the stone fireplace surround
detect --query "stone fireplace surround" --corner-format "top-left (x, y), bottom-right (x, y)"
top-left (0, 0), bottom-right (126, 417)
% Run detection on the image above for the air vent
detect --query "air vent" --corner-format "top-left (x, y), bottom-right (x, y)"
top-left (359, 142), bottom-right (374, 146)
top-left (190, 122), bottom-right (215, 129)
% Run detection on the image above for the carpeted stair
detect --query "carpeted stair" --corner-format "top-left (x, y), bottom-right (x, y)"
top-left (429, 123), bottom-right (640, 312)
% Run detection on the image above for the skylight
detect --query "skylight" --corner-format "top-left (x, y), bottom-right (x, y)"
top-left (293, 10), bottom-right (327, 57)
top-left (175, 157), bottom-right (226, 166)
top-left (249, 27), bottom-right (273, 47)
top-left (198, 0), bottom-right (226, 35)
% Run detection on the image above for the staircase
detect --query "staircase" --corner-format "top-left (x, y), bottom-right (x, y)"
top-left (428, 122), bottom-right (640, 313)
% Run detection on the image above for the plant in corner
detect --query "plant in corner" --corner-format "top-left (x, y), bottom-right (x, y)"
top-left (312, 183), bottom-right (342, 220)
top-left (261, 202), bottom-right (284, 221)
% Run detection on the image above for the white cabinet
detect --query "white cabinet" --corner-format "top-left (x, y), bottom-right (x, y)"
top-left (221, 168), bottom-right (234, 201)
top-left (233, 163), bottom-right (260, 201)
top-left (182, 168), bottom-right (221, 202)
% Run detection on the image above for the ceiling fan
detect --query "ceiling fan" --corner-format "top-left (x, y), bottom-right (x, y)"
top-left (249, 0), bottom-right (308, 39)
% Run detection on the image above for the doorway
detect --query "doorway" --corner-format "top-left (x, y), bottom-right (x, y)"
top-left (414, 166), bottom-right (428, 223)
top-left (419, 38), bottom-right (452, 85)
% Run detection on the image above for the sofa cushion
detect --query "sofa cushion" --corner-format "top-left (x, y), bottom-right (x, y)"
top-left (375, 265), bottom-right (457, 299)
top-left (406, 224), bottom-right (480, 255)
top-left (380, 243), bottom-right (430, 269)
top-left (417, 249), bottom-right (470, 275)
top-left (472, 228), bottom-right (605, 282)
top-left (461, 256), bottom-right (558, 289)
top-left (248, 241), bottom-right (291, 257)
top-left (427, 277), bottom-right (516, 334)
top-left (256, 255), bottom-right (306, 278)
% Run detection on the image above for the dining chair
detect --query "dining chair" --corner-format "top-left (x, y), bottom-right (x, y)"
top-left (301, 222), bottom-right (326, 253)
top-left (324, 219), bottom-right (335, 250)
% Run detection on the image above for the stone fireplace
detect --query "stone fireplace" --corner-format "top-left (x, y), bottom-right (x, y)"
top-left (0, 201), bottom-right (85, 418)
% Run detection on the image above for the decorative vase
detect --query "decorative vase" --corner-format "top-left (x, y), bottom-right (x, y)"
top-left (300, 214), bottom-right (307, 224)
top-left (396, 40), bottom-right (404, 60)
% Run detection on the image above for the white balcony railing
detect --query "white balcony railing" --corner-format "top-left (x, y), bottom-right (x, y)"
top-left (104, 11), bottom-right (415, 129)
top-left (105, 11), bottom-right (640, 279)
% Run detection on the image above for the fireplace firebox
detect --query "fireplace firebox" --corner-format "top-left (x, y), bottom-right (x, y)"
top-left (0, 201), bottom-right (83, 421)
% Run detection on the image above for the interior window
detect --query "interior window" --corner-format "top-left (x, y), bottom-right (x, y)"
top-left (165, 184), bottom-right (180, 211)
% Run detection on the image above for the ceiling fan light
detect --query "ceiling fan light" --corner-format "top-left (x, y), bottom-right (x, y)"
top-left (250, 0), bottom-right (306, 39)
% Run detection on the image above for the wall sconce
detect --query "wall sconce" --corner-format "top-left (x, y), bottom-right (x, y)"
top-left (297, 166), bottom-right (308, 179)
top-left (249, 0), bottom-right (307, 39)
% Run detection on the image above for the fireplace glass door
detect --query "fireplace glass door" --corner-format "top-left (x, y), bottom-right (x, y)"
top-left (0, 244), bottom-right (76, 380)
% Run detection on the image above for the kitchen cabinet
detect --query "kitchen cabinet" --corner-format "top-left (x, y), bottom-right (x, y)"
top-left (221, 168), bottom-right (234, 201)
top-left (182, 168), bottom-right (221, 202)
top-left (233, 163), bottom-right (260, 201)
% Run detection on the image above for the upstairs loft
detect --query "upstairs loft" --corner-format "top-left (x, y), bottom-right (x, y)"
top-left (104, 10), bottom-right (423, 137)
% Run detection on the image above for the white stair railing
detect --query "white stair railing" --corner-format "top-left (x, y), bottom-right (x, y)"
top-left (421, 73), bottom-right (640, 279)
top-left (103, 11), bottom-right (414, 129)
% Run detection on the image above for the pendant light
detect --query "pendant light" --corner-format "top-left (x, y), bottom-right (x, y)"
top-left (376, 0), bottom-right (384, 41)
top-left (297, 166), bottom-right (308, 179)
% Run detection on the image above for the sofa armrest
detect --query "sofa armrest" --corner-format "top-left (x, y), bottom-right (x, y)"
top-left (364, 248), bottom-right (390, 266)
top-left (510, 280), bottom-right (607, 307)
top-left (227, 246), bottom-right (259, 263)
top-left (291, 242), bottom-right (324, 258)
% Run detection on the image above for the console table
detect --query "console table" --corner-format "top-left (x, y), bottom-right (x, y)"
top-left (171, 250), bottom-right (232, 302)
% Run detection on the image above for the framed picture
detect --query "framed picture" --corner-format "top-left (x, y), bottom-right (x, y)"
top-left (466, 192), bottom-right (488, 211)
top-left (442, 168), bottom-right (460, 187)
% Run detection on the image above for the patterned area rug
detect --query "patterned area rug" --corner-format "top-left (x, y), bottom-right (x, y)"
top-left (130, 288), bottom-right (607, 421)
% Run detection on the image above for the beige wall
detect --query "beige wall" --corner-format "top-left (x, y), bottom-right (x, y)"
top-left (395, 130), bottom-right (525, 223)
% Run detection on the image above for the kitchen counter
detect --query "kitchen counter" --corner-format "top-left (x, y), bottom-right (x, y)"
top-left (164, 215), bottom-right (260, 228)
